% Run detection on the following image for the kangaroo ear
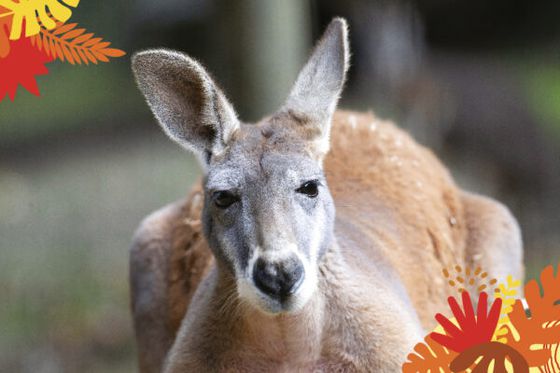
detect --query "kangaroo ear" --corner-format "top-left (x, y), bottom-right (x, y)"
top-left (282, 18), bottom-right (349, 156)
top-left (132, 50), bottom-right (240, 167)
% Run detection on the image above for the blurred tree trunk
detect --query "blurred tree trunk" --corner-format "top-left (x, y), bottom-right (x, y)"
top-left (217, 0), bottom-right (312, 121)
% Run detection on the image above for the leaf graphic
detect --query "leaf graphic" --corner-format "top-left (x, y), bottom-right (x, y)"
top-left (450, 341), bottom-right (529, 373)
top-left (402, 335), bottom-right (457, 373)
top-left (0, 5), bottom-right (10, 57)
top-left (0, 35), bottom-right (52, 101)
top-left (60, 27), bottom-right (83, 40)
top-left (494, 275), bottom-right (521, 343)
top-left (503, 263), bottom-right (560, 369)
top-left (30, 22), bottom-right (125, 65)
top-left (430, 291), bottom-right (502, 353)
top-left (0, 0), bottom-right (79, 40)
top-left (52, 21), bottom-right (75, 35)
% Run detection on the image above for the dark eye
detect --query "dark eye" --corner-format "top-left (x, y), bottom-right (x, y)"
top-left (296, 180), bottom-right (319, 198)
top-left (213, 191), bottom-right (239, 209)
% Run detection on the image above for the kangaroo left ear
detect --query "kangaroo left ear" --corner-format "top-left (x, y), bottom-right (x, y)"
top-left (281, 17), bottom-right (350, 158)
top-left (132, 49), bottom-right (240, 169)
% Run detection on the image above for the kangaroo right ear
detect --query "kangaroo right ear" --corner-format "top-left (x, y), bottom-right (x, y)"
top-left (132, 50), bottom-right (240, 167)
top-left (281, 18), bottom-right (350, 159)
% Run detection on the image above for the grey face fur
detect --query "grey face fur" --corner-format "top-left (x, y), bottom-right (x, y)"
top-left (132, 18), bottom-right (349, 313)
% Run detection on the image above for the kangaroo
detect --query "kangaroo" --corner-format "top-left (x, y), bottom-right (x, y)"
top-left (130, 18), bottom-right (523, 372)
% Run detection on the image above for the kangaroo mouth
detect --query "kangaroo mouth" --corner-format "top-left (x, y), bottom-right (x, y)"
top-left (237, 266), bottom-right (316, 315)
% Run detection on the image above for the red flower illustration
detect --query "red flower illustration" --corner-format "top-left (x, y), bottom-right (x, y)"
top-left (0, 33), bottom-right (52, 101)
top-left (430, 291), bottom-right (502, 353)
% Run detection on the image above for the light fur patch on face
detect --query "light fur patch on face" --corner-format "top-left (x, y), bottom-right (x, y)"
top-left (259, 243), bottom-right (298, 262)
top-left (291, 249), bottom-right (318, 310)
top-left (223, 238), bottom-right (246, 276)
top-left (313, 136), bottom-right (330, 161)
top-left (308, 203), bottom-right (326, 262)
top-left (285, 169), bottom-right (300, 185)
top-left (288, 209), bottom-right (323, 310)
top-left (206, 168), bottom-right (242, 191)
top-left (237, 277), bottom-right (267, 311)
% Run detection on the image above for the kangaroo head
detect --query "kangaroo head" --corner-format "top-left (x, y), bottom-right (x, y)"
top-left (132, 18), bottom-right (349, 314)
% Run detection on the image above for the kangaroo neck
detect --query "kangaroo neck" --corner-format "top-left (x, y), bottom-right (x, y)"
top-left (208, 246), bottom-right (350, 363)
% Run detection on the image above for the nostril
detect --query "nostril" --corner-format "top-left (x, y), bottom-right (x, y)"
top-left (253, 259), bottom-right (281, 297)
top-left (287, 262), bottom-right (304, 295)
top-left (253, 258), bottom-right (305, 300)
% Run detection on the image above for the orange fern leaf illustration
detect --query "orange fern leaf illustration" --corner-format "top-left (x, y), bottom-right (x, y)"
top-left (30, 21), bottom-right (125, 65)
top-left (503, 263), bottom-right (560, 369)
top-left (402, 335), bottom-right (457, 373)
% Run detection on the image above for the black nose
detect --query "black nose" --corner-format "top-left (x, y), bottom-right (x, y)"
top-left (252, 257), bottom-right (304, 300)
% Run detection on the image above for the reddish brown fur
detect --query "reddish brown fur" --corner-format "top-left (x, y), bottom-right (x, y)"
top-left (130, 110), bottom-right (523, 372)
top-left (327, 111), bottom-right (468, 323)
top-left (130, 186), bottom-right (212, 372)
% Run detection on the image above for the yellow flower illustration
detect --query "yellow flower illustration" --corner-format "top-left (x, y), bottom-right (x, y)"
top-left (0, 0), bottom-right (79, 40)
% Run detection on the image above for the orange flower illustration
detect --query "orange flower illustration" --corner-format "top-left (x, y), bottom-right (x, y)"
top-left (502, 263), bottom-right (560, 370)
top-left (402, 335), bottom-right (457, 373)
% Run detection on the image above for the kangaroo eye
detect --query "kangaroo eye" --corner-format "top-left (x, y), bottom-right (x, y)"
top-left (213, 191), bottom-right (239, 209)
top-left (296, 180), bottom-right (319, 198)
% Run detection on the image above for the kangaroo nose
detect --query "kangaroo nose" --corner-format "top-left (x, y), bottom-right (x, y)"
top-left (253, 257), bottom-right (304, 300)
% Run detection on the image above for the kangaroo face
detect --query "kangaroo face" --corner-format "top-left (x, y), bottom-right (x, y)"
top-left (132, 19), bottom-right (348, 313)
top-left (202, 117), bottom-right (336, 312)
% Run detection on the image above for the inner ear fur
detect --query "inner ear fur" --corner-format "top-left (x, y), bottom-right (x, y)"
top-left (280, 17), bottom-right (350, 158)
top-left (132, 49), bottom-right (239, 166)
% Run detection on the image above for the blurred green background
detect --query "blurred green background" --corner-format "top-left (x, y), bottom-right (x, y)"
top-left (1, 0), bottom-right (559, 371)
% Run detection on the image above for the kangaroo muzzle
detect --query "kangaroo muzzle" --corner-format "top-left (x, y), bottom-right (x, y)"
top-left (252, 256), bottom-right (305, 301)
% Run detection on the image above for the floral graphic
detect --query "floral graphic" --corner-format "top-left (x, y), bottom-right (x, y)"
top-left (430, 292), bottom-right (502, 353)
top-left (0, 1), bottom-right (125, 101)
top-left (0, 32), bottom-right (51, 100)
top-left (502, 264), bottom-right (560, 372)
top-left (403, 263), bottom-right (560, 372)
top-left (450, 342), bottom-right (529, 373)
top-left (494, 275), bottom-right (521, 343)
top-left (443, 265), bottom-right (498, 294)
top-left (402, 335), bottom-right (457, 373)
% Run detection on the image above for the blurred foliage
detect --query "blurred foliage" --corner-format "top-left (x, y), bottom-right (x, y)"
top-left (0, 0), bottom-right (142, 145)
top-left (0, 134), bottom-right (200, 371)
top-left (525, 64), bottom-right (560, 140)
top-left (0, 64), bottom-right (145, 143)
